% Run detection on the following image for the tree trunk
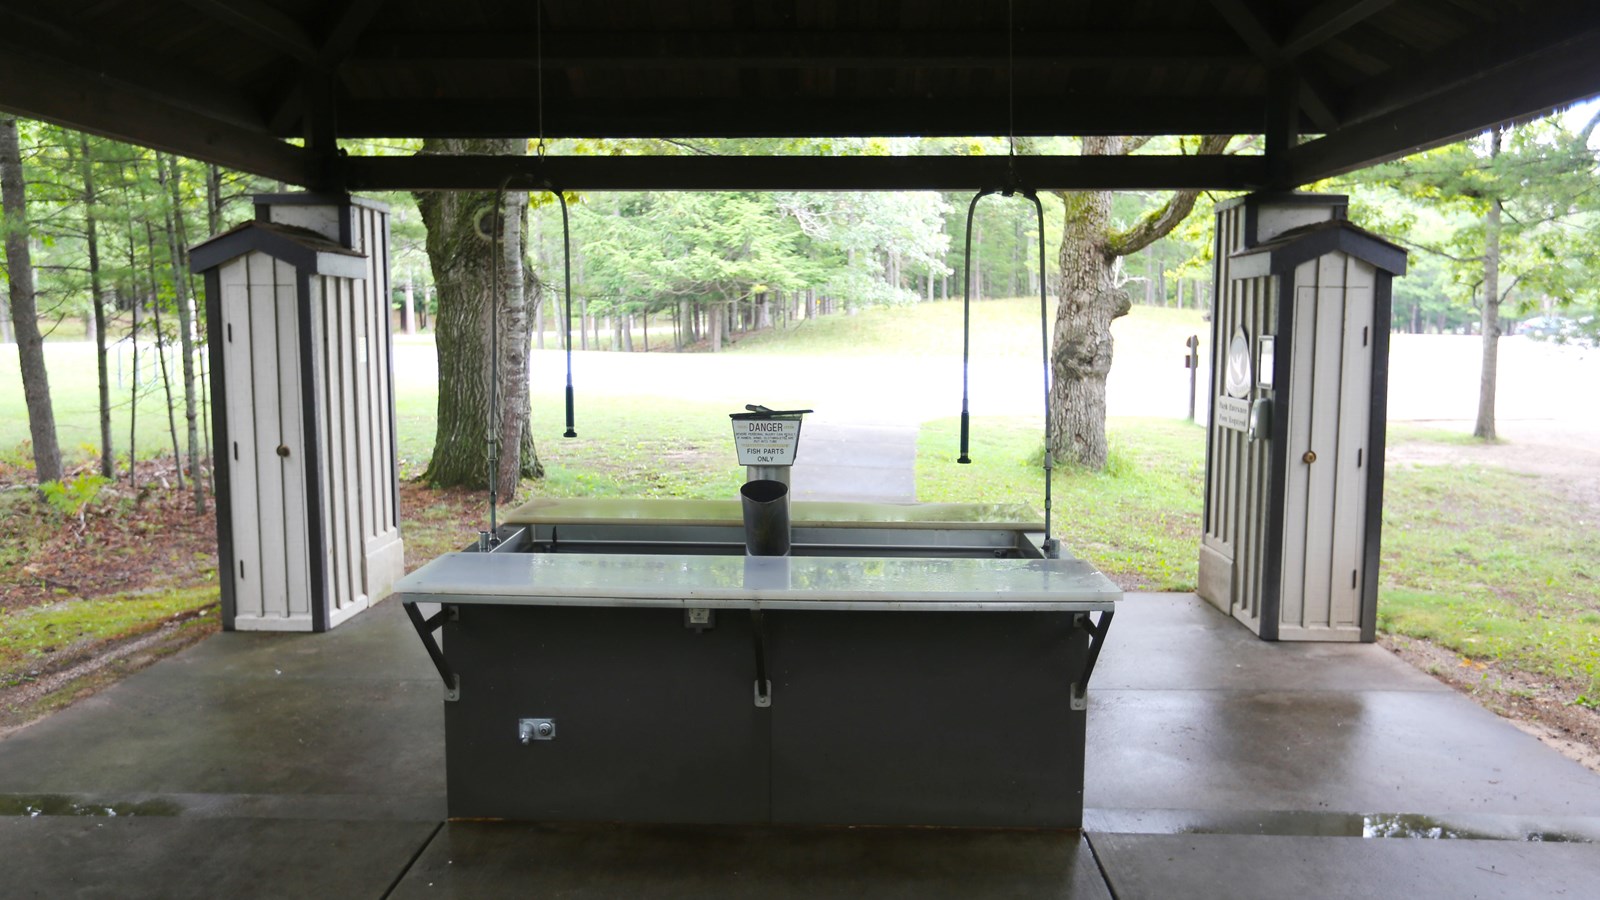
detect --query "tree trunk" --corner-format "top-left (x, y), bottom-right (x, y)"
top-left (1050, 134), bottom-right (1227, 469)
top-left (414, 137), bottom-right (543, 496)
top-left (1, 116), bottom-right (63, 483)
top-left (403, 278), bottom-right (417, 334)
top-left (159, 154), bottom-right (203, 511)
top-left (143, 220), bottom-right (184, 488)
top-left (709, 300), bottom-right (723, 352)
top-left (1049, 188), bottom-right (1125, 470)
top-left (1474, 196), bottom-right (1502, 441)
top-left (127, 283), bottom-right (140, 487)
top-left (78, 134), bottom-right (114, 479)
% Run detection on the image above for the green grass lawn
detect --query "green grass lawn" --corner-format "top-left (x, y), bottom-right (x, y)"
top-left (729, 297), bottom-right (1206, 360)
top-left (0, 587), bottom-right (219, 690)
top-left (917, 415), bottom-right (1206, 590)
top-left (1379, 462), bottom-right (1600, 704)
top-left (0, 343), bottom-right (196, 468)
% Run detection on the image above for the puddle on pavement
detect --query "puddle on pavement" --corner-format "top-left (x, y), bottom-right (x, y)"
top-left (1357, 813), bottom-right (1583, 842)
top-left (0, 794), bottom-right (181, 818)
top-left (1175, 810), bottom-right (1591, 843)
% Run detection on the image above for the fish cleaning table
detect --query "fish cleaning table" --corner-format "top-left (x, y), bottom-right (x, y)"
top-left (398, 500), bottom-right (1117, 828)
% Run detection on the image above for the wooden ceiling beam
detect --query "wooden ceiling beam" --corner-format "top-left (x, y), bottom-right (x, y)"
top-left (318, 0), bottom-right (389, 67)
top-left (1287, 35), bottom-right (1600, 183)
top-left (175, 0), bottom-right (321, 67)
top-left (0, 7), bottom-right (265, 132)
top-left (331, 98), bottom-right (1264, 140)
top-left (0, 50), bottom-right (313, 187)
top-left (1339, 0), bottom-right (1600, 126)
top-left (346, 30), bottom-right (1252, 69)
top-left (266, 0), bottom-right (389, 146)
top-left (1281, 0), bottom-right (1398, 59)
top-left (1207, 0), bottom-right (1284, 64)
top-left (339, 153), bottom-right (1271, 193)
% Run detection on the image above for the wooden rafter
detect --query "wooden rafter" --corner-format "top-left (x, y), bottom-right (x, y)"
top-left (0, 49), bottom-right (311, 185)
top-left (176, 0), bottom-right (320, 67)
top-left (331, 97), bottom-right (1265, 141)
top-left (1281, 0), bottom-right (1398, 59)
top-left (340, 153), bottom-right (1271, 193)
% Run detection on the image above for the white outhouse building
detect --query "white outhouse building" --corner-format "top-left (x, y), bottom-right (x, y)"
top-left (1198, 193), bottom-right (1407, 641)
top-left (190, 194), bottom-right (404, 632)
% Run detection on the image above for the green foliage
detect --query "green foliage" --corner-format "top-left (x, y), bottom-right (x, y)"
top-left (39, 473), bottom-right (110, 518)
top-left (1345, 113), bottom-right (1600, 325)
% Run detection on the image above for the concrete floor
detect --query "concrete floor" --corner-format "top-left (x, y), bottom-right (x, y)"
top-left (3, 594), bottom-right (1598, 898)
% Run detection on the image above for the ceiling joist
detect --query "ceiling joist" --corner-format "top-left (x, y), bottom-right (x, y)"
top-left (340, 153), bottom-right (1271, 193)
top-left (331, 98), bottom-right (1267, 141)
top-left (346, 30), bottom-right (1252, 70)
top-left (0, 49), bottom-right (311, 186)
top-left (176, 0), bottom-right (321, 67)
top-left (1288, 35), bottom-right (1600, 182)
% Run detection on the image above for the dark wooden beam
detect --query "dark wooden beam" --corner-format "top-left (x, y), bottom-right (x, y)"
top-left (341, 153), bottom-right (1271, 193)
top-left (319, 0), bottom-right (389, 66)
top-left (1297, 78), bottom-right (1339, 133)
top-left (0, 7), bottom-right (264, 132)
top-left (268, 0), bottom-right (388, 157)
top-left (0, 49), bottom-right (314, 187)
top-left (1281, 0), bottom-right (1397, 59)
top-left (1339, 1), bottom-right (1600, 127)
top-left (346, 29), bottom-right (1252, 70)
top-left (1287, 35), bottom-right (1600, 183)
top-left (331, 97), bottom-right (1264, 140)
top-left (1264, 67), bottom-right (1298, 189)
top-left (1207, 0), bottom-right (1283, 63)
top-left (176, 0), bottom-right (321, 67)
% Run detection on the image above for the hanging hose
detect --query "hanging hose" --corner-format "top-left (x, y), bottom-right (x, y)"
top-left (1023, 189), bottom-right (1057, 557)
top-left (557, 191), bottom-right (576, 437)
top-left (957, 186), bottom-right (1057, 556)
top-left (958, 189), bottom-right (995, 464)
top-left (482, 178), bottom-right (577, 546)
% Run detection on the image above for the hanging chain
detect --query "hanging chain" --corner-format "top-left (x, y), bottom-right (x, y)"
top-left (1007, 0), bottom-right (1017, 186)
top-left (536, 0), bottom-right (547, 159)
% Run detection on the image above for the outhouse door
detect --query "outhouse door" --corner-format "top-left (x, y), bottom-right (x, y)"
top-left (218, 254), bottom-right (315, 629)
top-left (1277, 261), bottom-right (1376, 638)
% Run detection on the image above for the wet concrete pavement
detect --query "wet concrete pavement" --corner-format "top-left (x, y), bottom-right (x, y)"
top-left (3, 593), bottom-right (1598, 897)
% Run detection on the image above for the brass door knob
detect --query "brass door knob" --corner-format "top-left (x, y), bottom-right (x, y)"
top-left (1302, 450), bottom-right (1317, 464)
top-left (277, 445), bottom-right (291, 458)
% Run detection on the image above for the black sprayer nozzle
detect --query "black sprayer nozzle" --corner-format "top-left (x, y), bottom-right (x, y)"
top-left (958, 410), bottom-right (972, 464)
top-left (563, 385), bottom-right (576, 438)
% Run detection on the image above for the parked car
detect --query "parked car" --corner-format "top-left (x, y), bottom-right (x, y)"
top-left (1518, 314), bottom-right (1597, 347)
top-left (1518, 315), bottom-right (1572, 337)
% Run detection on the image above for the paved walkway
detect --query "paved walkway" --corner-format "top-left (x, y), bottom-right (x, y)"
top-left (3, 594), bottom-right (1598, 897)
top-left (789, 419), bottom-right (918, 502)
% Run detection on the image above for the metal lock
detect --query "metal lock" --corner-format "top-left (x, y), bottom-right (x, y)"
top-left (518, 718), bottom-right (556, 743)
top-left (1302, 450), bottom-right (1317, 464)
